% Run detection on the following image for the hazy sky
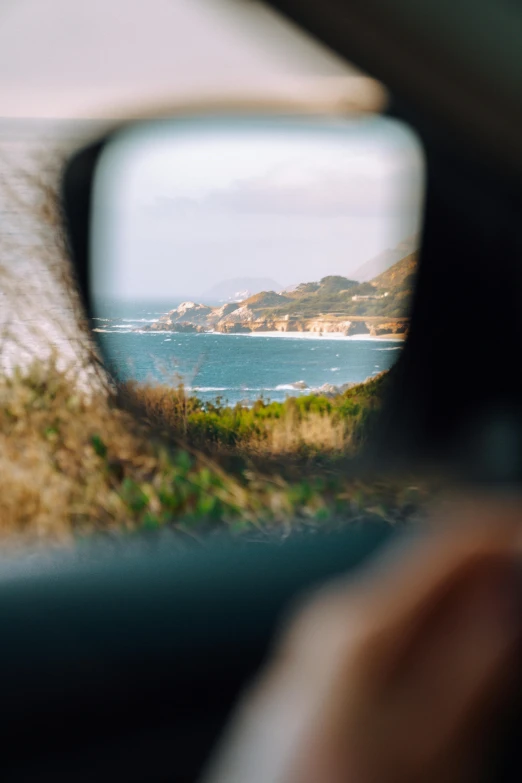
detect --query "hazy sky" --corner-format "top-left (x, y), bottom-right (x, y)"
top-left (91, 116), bottom-right (425, 300)
top-left (0, 1), bottom-right (390, 298)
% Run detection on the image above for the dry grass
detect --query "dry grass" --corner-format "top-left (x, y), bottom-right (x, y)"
top-left (0, 358), bottom-right (237, 545)
top-left (118, 380), bottom-right (198, 439)
top-left (258, 410), bottom-right (350, 454)
top-left (0, 359), bottom-right (141, 544)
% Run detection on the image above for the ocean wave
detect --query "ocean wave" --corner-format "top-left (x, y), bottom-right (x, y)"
top-left (188, 385), bottom-right (316, 394)
top-left (93, 328), bottom-right (131, 334)
top-left (192, 387), bottom-right (304, 393)
top-left (93, 328), bottom-right (164, 334)
top-left (330, 367), bottom-right (340, 372)
top-left (120, 329), bottom-right (403, 343)
top-left (120, 318), bottom-right (159, 323)
top-left (376, 346), bottom-right (402, 351)
top-left (133, 330), bottom-right (173, 335)
top-left (94, 318), bottom-right (159, 326)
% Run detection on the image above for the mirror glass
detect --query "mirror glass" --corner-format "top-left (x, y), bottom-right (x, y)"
top-left (90, 115), bottom-right (424, 408)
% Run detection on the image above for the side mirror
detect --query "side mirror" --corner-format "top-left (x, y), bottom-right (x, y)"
top-left (62, 105), bottom-right (424, 462)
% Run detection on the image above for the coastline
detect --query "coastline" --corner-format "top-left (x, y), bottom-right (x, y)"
top-left (102, 328), bottom-right (406, 341)
top-left (242, 330), bottom-right (404, 341)
top-left (94, 327), bottom-right (405, 343)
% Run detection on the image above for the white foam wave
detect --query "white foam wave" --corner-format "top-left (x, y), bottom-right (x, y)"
top-left (112, 329), bottom-right (403, 343)
top-left (92, 328), bottom-right (133, 333)
top-left (190, 387), bottom-right (272, 393)
top-left (120, 318), bottom-right (159, 323)
top-left (133, 330), bottom-right (173, 335)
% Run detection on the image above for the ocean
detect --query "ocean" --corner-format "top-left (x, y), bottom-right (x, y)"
top-left (93, 300), bottom-right (403, 405)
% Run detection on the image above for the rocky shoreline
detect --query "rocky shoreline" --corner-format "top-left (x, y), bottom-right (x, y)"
top-left (140, 302), bottom-right (408, 339)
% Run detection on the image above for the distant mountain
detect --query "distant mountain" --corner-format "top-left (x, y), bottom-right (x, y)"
top-left (201, 277), bottom-right (282, 303)
top-left (351, 249), bottom-right (403, 283)
top-left (396, 234), bottom-right (419, 255)
top-left (351, 234), bottom-right (419, 282)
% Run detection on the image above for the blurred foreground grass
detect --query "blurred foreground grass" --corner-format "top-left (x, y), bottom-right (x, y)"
top-left (0, 359), bottom-right (434, 547)
top-left (122, 371), bottom-right (388, 457)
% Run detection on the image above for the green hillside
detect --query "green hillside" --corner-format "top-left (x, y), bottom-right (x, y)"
top-left (242, 291), bottom-right (292, 308)
top-left (259, 254), bottom-right (418, 319)
top-left (371, 252), bottom-right (418, 291)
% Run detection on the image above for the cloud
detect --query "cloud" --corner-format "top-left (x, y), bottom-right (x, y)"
top-left (146, 155), bottom-right (424, 219)
top-left (216, 166), bottom-right (421, 215)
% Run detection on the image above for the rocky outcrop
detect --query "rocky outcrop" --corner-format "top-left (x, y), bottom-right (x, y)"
top-left (139, 300), bottom-right (408, 338)
top-left (305, 319), bottom-right (353, 335)
top-left (171, 302), bottom-right (213, 323)
top-left (214, 322), bottom-right (252, 334)
top-left (277, 378), bottom-right (372, 398)
top-left (147, 320), bottom-right (203, 333)
top-left (368, 321), bottom-right (408, 337)
top-left (316, 381), bottom-right (358, 396)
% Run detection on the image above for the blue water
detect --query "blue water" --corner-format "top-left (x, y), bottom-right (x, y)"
top-left (92, 301), bottom-right (403, 405)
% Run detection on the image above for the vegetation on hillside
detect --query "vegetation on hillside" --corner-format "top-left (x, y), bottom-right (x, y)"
top-left (249, 254), bottom-right (418, 320)
top-left (122, 371), bottom-right (389, 457)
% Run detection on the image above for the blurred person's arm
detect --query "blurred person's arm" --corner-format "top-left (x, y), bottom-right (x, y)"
top-left (202, 501), bottom-right (522, 783)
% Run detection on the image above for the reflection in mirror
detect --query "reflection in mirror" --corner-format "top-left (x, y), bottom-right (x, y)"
top-left (91, 115), bottom-right (424, 459)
